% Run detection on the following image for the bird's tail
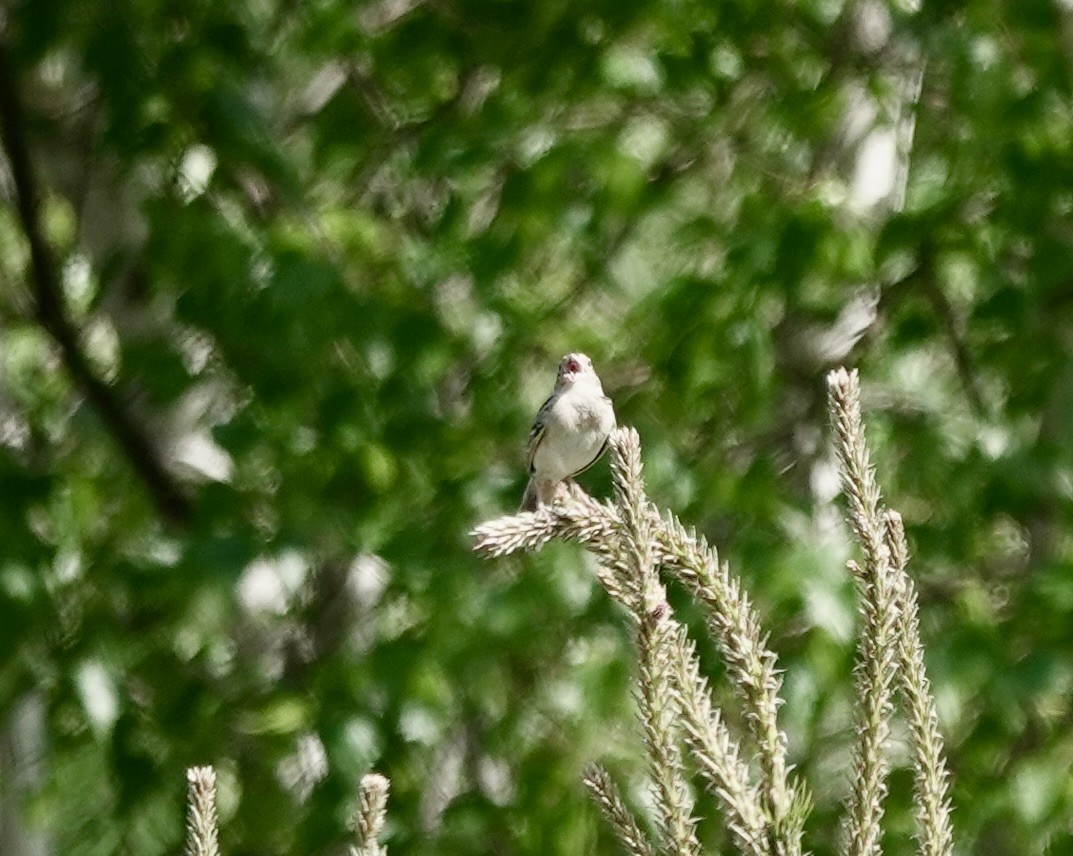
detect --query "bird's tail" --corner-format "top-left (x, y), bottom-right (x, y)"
top-left (520, 478), bottom-right (565, 511)
top-left (519, 478), bottom-right (539, 512)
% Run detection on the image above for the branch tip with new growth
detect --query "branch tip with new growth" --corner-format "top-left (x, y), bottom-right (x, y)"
top-left (827, 366), bottom-right (953, 856)
top-left (351, 772), bottom-right (391, 856)
top-left (472, 425), bottom-right (805, 856)
top-left (475, 390), bottom-right (952, 855)
top-left (184, 766), bottom-right (220, 856)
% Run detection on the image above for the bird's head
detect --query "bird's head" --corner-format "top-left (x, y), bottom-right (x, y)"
top-left (556, 352), bottom-right (596, 387)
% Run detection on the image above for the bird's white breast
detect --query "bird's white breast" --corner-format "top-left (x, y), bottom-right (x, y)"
top-left (532, 383), bottom-right (615, 483)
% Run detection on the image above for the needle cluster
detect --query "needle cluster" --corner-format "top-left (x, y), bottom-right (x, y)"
top-left (471, 368), bottom-right (953, 855)
top-left (474, 428), bottom-right (808, 855)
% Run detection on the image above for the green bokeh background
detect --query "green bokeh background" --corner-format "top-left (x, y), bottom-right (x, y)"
top-left (1, 0), bottom-right (1072, 853)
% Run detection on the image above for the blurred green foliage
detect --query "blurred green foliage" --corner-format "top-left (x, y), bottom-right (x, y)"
top-left (1, 0), bottom-right (1072, 853)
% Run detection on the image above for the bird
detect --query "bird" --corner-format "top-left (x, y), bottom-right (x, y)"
top-left (520, 352), bottom-right (616, 512)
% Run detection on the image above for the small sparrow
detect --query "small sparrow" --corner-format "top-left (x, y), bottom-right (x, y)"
top-left (520, 353), bottom-right (616, 512)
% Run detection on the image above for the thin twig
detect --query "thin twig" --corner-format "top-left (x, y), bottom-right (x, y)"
top-left (883, 511), bottom-right (954, 856)
top-left (0, 24), bottom-right (191, 526)
top-left (583, 764), bottom-right (658, 856)
top-left (920, 265), bottom-right (985, 415)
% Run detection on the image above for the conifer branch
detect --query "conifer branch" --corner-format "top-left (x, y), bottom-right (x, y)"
top-left (828, 367), bottom-right (901, 856)
top-left (884, 512), bottom-right (954, 856)
top-left (184, 766), bottom-right (220, 856)
top-left (350, 772), bottom-right (391, 856)
top-left (583, 764), bottom-right (658, 856)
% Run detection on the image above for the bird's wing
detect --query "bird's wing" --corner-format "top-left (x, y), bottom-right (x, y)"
top-left (525, 393), bottom-right (555, 474)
